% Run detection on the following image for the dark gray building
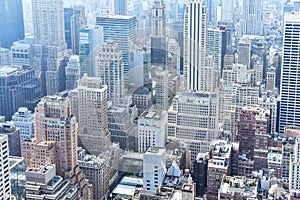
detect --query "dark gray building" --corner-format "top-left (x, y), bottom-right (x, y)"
top-left (0, 65), bottom-right (41, 120)
top-left (192, 153), bottom-right (209, 197)
top-left (0, 122), bottom-right (21, 157)
top-left (108, 106), bottom-right (136, 150)
top-left (64, 5), bottom-right (87, 54)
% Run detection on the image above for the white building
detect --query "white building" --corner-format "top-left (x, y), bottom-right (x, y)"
top-left (183, 0), bottom-right (215, 92)
top-left (11, 38), bottom-right (33, 66)
top-left (279, 12), bottom-right (300, 134)
top-left (12, 107), bottom-right (34, 141)
top-left (0, 135), bottom-right (11, 199)
top-left (168, 92), bottom-right (219, 162)
top-left (95, 41), bottom-right (124, 105)
top-left (143, 147), bottom-right (166, 191)
top-left (138, 110), bottom-right (167, 153)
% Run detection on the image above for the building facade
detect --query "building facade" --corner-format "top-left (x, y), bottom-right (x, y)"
top-left (0, 65), bottom-right (41, 120)
top-left (279, 12), bottom-right (300, 134)
top-left (0, 0), bottom-right (24, 49)
top-left (12, 107), bottom-right (35, 142)
top-left (76, 74), bottom-right (111, 155)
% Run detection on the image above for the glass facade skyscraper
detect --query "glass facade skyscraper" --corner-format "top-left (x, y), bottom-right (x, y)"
top-left (279, 12), bottom-right (300, 134)
top-left (0, 0), bottom-right (25, 49)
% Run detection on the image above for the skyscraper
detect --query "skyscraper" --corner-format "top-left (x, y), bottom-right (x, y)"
top-left (237, 37), bottom-right (252, 68)
top-left (79, 25), bottom-right (104, 76)
top-left (113, 0), bottom-right (127, 15)
top-left (95, 41), bottom-right (124, 105)
top-left (64, 5), bottom-right (87, 54)
top-left (96, 15), bottom-right (136, 82)
top-left (0, 0), bottom-right (25, 49)
top-left (76, 74), bottom-right (111, 155)
top-left (240, 0), bottom-right (263, 36)
top-left (31, 0), bottom-right (67, 95)
top-left (151, 0), bottom-right (167, 68)
top-left (220, 0), bottom-right (233, 23)
top-left (34, 96), bottom-right (78, 178)
top-left (280, 12), bottom-right (300, 134)
top-left (183, 0), bottom-right (215, 92)
top-left (0, 65), bottom-right (41, 120)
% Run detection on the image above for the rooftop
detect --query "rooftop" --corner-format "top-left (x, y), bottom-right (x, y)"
top-left (220, 176), bottom-right (258, 198)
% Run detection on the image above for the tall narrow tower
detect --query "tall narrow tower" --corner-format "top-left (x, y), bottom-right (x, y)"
top-left (183, 0), bottom-right (215, 92)
top-left (280, 12), bottom-right (300, 134)
top-left (151, 0), bottom-right (166, 37)
top-left (151, 0), bottom-right (167, 67)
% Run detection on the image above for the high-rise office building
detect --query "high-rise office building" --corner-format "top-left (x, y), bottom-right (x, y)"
top-left (0, 65), bottom-right (41, 120)
top-left (9, 156), bottom-right (26, 200)
top-left (240, 0), bottom-right (263, 36)
top-left (78, 154), bottom-right (110, 200)
top-left (113, 0), bottom-right (127, 15)
top-left (79, 25), bottom-right (104, 76)
top-left (192, 153), bottom-right (209, 197)
top-left (108, 106), bottom-right (136, 150)
top-left (237, 37), bottom-right (252, 68)
top-left (0, 135), bottom-right (11, 199)
top-left (138, 110), bottom-right (167, 153)
top-left (31, 0), bottom-right (67, 95)
top-left (155, 68), bottom-right (169, 110)
top-left (168, 92), bottom-right (219, 162)
top-left (280, 12), bottom-right (300, 134)
top-left (207, 27), bottom-right (226, 72)
top-left (0, 0), bottom-right (25, 49)
top-left (220, 0), bottom-right (233, 23)
top-left (76, 74), bottom-right (111, 155)
top-left (183, 0), bottom-right (215, 92)
top-left (95, 41), bottom-right (124, 105)
top-left (143, 147), bottom-right (166, 191)
top-left (151, 0), bottom-right (167, 67)
top-left (65, 55), bottom-right (81, 90)
top-left (64, 5), bottom-right (87, 54)
top-left (34, 96), bottom-right (78, 178)
top-left (12, 107), bottom-right (35, 142)
top-left (96, 15), bottom-right (136, 81)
